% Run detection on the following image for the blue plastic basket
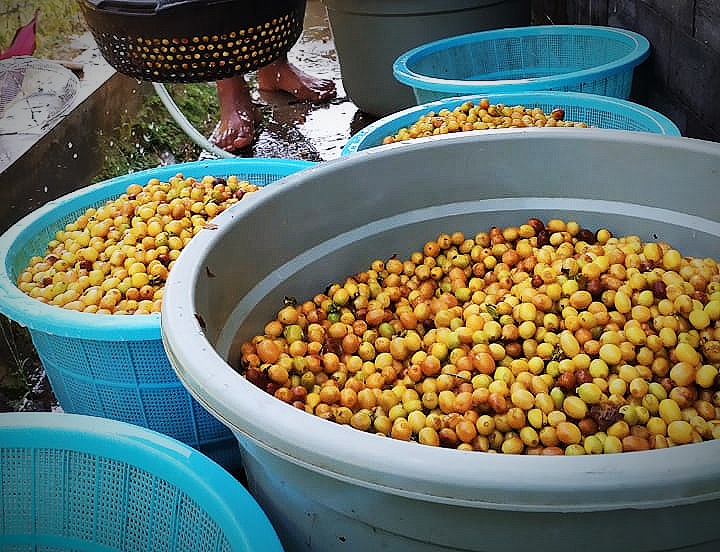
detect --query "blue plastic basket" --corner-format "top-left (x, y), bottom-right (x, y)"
top-left (0, 412), bottom-right (284, 551)
top-left (342, 91), bottom-right (680, 155)
top-left (393, 25), bottom-right (651, 104)
top-left (0, 158), bottom-right (313, 472)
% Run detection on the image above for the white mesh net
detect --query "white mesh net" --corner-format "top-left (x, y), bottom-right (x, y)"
top-left (0, 55), bottom-right (79, 133)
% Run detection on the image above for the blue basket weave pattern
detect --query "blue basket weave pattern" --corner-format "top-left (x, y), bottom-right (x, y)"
top-left (0, 159), bottom-right (313, 472)
top-left (394, 25), bottom-right (651, 104)
top-left (0, 413), bottom-right (283, 551)
top-left (2, 449), bottom-right (235, 551)
top-left (32, 331), bottom-right (233, 457)
top-left (342, 91), bottom-right (680, 155)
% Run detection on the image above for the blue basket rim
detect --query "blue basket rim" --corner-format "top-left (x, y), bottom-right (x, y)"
top-left (393, 25), bottom-right (651, 95)
top-left (342, 91), bottom-right (681, 155)
top-left (0, 412), bottom-right (283, 551)
top-left (0, 158), bottom-right (314, 340)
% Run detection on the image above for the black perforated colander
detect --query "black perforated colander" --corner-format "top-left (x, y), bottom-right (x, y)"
top-left (78, 0), bottom-right (307, 82)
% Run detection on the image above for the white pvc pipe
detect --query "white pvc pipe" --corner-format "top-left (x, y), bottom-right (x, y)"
top-left (152, 82), bottom-right (235, 159)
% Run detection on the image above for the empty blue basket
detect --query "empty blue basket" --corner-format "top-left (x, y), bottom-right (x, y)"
top-left (0, 412), bottom-right (284, 551)
top-left (0, 158), bottom-right (313, 472)
top-left (342, 91), bottom-right (680, 155)
top-left (393, 25), bottom-right (651, 104)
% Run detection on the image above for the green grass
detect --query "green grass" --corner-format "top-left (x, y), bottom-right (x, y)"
top-left (93, 82), bottom-right (222, 182)
top-left (0, 0), bottom-right (86, 59)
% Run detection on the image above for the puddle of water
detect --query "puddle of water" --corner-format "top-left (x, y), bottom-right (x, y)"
top-left (231, 0), bottom-right (377, 162)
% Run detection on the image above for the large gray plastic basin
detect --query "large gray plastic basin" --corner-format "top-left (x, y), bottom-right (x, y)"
top-left (324, 0), bottom-right (530, 116)
top-left (162, 129), bottom-right (720, 552)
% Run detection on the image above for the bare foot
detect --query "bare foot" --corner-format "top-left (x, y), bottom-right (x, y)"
top-left (257, 55), bottom-right (337, 101)
top-left (210, 75), bottom-right (262, 152)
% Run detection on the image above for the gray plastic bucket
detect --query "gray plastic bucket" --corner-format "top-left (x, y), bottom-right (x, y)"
top-left (323, 0), bottom-right (530, 117)
top-left (162, 129), bottom-right (720, 552)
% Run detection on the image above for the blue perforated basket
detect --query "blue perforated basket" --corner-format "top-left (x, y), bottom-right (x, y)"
top-left (0, 158), bottom-right (313, 472)
top-left (342, 91), bottom-right (680, 155)
top-left (393, 25), bottom-right (651, 104)
top-left (0, 412), bottom-right (284, 551)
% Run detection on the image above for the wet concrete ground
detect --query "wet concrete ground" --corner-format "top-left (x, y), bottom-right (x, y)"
top-left (213, 0), bottom-right (377, 162)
